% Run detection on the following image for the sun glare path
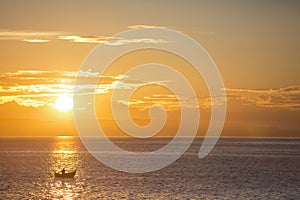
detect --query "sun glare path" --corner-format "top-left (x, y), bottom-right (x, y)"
top-left (57, 135), bottom-right (73, 139)
top-left (55, 94), bottom-right (73, 112)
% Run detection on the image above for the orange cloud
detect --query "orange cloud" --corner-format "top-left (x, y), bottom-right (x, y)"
top-left (0, 30), bottom-right (167, 45)
top-left (58, 35), bottom-right (114, 43)
top-left (22, 39), bottom-right (49, 43)
top-left (59, 35), bottom-right (166, 45)
top-left (1, 70), bottom-right (299, 111)
top-left (118, 85), bottom-right (300, 111)
top-left (128, 25), bottom-right (168, 29)
top-left (226, 86), bottom-right (300, 110)
top-left (0, 30), bottom-right (64, 42)
top-left (0, 70), bottom-right (140, 108)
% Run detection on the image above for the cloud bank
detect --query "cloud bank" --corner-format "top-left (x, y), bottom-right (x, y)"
top-left (0, 30), bottom-right (167, 45)
top-left (226, 86), bottom-right (300, 110)
top-left (0, 70), bottom-right (299, 110)
top-left (0, 70), bottom-right (139, 107)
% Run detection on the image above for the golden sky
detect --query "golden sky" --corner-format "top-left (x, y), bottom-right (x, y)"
top-left (0, 1), bottom-right (299, 137)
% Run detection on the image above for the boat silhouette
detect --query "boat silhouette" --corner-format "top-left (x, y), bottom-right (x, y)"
top-left (55, 169), bottom-right (76, 178)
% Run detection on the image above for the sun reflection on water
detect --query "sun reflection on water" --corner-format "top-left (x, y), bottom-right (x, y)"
top-left (57, 135), bottom-right (74, 139)
top-left (48, 136), bottom-right (82, 199)
top-left (48, 179), bottom-right (83, 199)
top-left (53, 149), bottom-right (76, 154)
top-left (50, 136), bottom-right (78, 171)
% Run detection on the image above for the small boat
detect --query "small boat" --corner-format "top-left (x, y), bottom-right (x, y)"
top-left (0, 185), bottom-right (9, 191)
top-left (55, 170), bottom-right (76, 178)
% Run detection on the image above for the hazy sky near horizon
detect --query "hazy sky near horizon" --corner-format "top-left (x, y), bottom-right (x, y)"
top-left (0, 0), bottom-right (299, 137)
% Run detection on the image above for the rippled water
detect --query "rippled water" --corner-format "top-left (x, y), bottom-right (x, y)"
top-left (0, 137), bottom-right (299, 199)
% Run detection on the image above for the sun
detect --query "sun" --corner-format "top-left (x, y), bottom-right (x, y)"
top-left (55, 94), bottom-right (73, 112)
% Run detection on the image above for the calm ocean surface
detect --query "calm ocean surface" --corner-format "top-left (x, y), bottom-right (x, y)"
top-left (0, 137), bottom-right (299, 199)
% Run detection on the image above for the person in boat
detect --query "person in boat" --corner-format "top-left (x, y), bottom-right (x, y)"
top-left (61, 168), bottom-right (65, 174)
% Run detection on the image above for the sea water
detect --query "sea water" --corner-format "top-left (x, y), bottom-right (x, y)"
top-left (0, 137), bottom-right (299, 199)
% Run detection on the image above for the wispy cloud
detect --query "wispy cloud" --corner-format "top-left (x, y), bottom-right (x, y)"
top-left (118, 94), bottom-right (181, 111)
top-left (0, 31), bottom-right (63, 38)
top-left (1, 69), bottom-right (299, 110)
top-left (118, 94), bottom-right (209, 111)
top-left (0, 30), bottom-right (64, 42)
top-left (0, 70), bottom-right (138, 107)
top-left (128, 25), bottom-right (168, 29)
top-left (226, 86), bottom-right (300, 110)
top-left (0, 30), bottom-right (167, 45)
top-left (59, 35), bottom-right (166, 45)
top-left (58, 35), bottom-right (115, 43)
top-left (118, 86), bottom-right (300, 111)
top-left (22, 39), bottom-right (49, 43)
